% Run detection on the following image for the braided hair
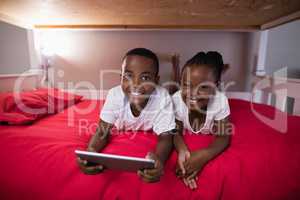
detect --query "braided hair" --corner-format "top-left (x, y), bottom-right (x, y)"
top-left (182, 51), bottom-right (224, 84)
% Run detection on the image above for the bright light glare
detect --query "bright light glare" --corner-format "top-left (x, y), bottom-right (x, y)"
top-left (33, 30), bottom-right (73, 57)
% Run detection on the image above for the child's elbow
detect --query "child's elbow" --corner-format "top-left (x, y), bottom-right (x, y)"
top-left (216, 134), bottom-right (231, 149)
top-left (158, 133), bottom-right (174, 146)
top-left (224, 134), bottom-right (231, 148)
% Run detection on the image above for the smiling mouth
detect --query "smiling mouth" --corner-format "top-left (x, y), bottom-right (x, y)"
top-left (189, 97), bottom-right (207, 104)
top-left (189, 99), bottom-right (198, 104)
top-left (131, 91), bottom-right (142, 96)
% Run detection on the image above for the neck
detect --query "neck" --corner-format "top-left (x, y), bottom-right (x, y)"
top-left (130, 98), bottom-right (149, 117)
top-left (189, 105), bottom-right (207, 115)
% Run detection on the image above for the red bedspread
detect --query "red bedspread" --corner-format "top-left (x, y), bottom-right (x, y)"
top-left (0, 99), bottom-right (299, 200)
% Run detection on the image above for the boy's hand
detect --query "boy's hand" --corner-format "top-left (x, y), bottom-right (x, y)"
top-left (137, 152), bottom-right (164, 183)
top-left (77, 157), bottom-right (104, 175)
top-left (176, 150), bottom-right (190, 177)
top-left (77, 147), bottom-right (104, 175)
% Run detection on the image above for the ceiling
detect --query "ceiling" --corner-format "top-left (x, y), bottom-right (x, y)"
top-left (0, 0), bottom-right (300, 30)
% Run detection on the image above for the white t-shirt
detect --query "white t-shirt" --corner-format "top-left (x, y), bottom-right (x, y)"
top-left (172, 90), bottom-right (230, 134)
top-left (100, 85), bottom-right (176, 135)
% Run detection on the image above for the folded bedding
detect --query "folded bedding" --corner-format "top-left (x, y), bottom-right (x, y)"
top-left (0, 88), bottom-right (82, 124)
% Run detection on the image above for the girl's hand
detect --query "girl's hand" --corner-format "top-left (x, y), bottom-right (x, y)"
top-left (184, 150), bottom-right (209, 178)
top-left (138, 152), bottom-right (164, 183)
top-left (183, 176), bottom-right (198, 190)
top-left (176, 150), bottom-right (190, 177)
top-left (178, 150), bottom-right (208, 190)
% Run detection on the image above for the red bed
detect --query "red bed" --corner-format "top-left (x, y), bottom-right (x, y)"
top-left (0, 99), bottom-right (300, 200)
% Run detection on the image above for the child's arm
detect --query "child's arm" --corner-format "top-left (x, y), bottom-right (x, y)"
top-left (174, 119), bottom-right (187, 152)
top-left (154, 133), bottom-right (174, 163)
top-left (87, 120), bottom-right (113, 152)
top-left (77, 120), bottom-right (113, 175)
top-left (184, 117), bottom-right (231, 179)
top-left (138, 132), bottom-right (173, 182)
top-left (138, 94), bottom-right (175, 182)
top-left (173, 119), bottom-right (191, 176)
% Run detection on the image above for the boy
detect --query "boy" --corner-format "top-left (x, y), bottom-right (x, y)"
top-left (77, 48), bottom-right (176, 182)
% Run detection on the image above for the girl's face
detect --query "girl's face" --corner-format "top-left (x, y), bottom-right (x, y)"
top-left (181, 64), bottom-right (217, 111)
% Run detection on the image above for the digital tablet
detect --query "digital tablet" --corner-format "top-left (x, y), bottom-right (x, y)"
top-left (75, 150), bottom-right (155, 172)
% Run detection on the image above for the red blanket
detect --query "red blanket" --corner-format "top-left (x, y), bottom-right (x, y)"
top-left (0, 99), bottom-right (299, 200)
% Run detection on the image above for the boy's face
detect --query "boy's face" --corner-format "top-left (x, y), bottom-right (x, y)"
top-left (181, 65), bottom-right (217, 111)
top-left (121, 55), bottom-right (159, 107)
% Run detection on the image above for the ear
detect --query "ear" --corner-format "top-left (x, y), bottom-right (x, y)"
top-left (155, 75), bottom-right (160, 84)
top-left (119, 69), bottom-right (124, 80)
top-left (222, 64), bottom-right (230, 74)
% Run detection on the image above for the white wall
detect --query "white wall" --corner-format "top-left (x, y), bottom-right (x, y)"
top-left (37, 30), bottom-right (250, 91)
top-left (0, 21), bottom-right (34, 74)
top-left (265, 20), bottom-right (300, 78)
top-left (1, 20), bottom-right (299, 92)
top-left (244, 31), bottom-right (261, 91)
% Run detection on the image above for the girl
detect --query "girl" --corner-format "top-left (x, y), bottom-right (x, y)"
top-left (172, 52), bottom-right (232, 190)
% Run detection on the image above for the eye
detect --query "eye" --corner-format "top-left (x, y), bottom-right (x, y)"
top-left (123, 73), bottom-right (132, 80)
top-left (183, 83), bottom-right (190, 88)
top-left (140, 75), bottom-right (151, 81)
top-left (201, 85), bottom-right (210, 89)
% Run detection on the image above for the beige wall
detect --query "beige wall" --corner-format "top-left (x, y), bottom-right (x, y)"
top-left (265, 20), bottom-right (300, 78)
top-left (0, 21), bottom-right (32, 74)
top-left (244, 31), bottom-right (261, 91)
top-left (37, 29), bottom-right (251, 91)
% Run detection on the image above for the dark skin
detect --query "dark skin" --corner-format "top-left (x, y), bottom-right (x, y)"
top-left (174, 64), bottom-right (231, 190)
top-left (77, 55), bottom-right (173, 182)
top-left (77, 120), bottom-right (112, 174)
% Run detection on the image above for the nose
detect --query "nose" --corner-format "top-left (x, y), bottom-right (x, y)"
top-left (133, 77), bottom-right (141, 86)
top-left (189, 89), bottom-right (206, 99)
top-left (131, 77), bottom-right (141, 91)
top-left (190, 88), bottom-right (199, 97)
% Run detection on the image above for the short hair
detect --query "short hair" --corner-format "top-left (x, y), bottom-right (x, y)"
top-left (182, 51), bottom-right (224, 82)
top-left (124, 48), bottom-right (159, 75)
